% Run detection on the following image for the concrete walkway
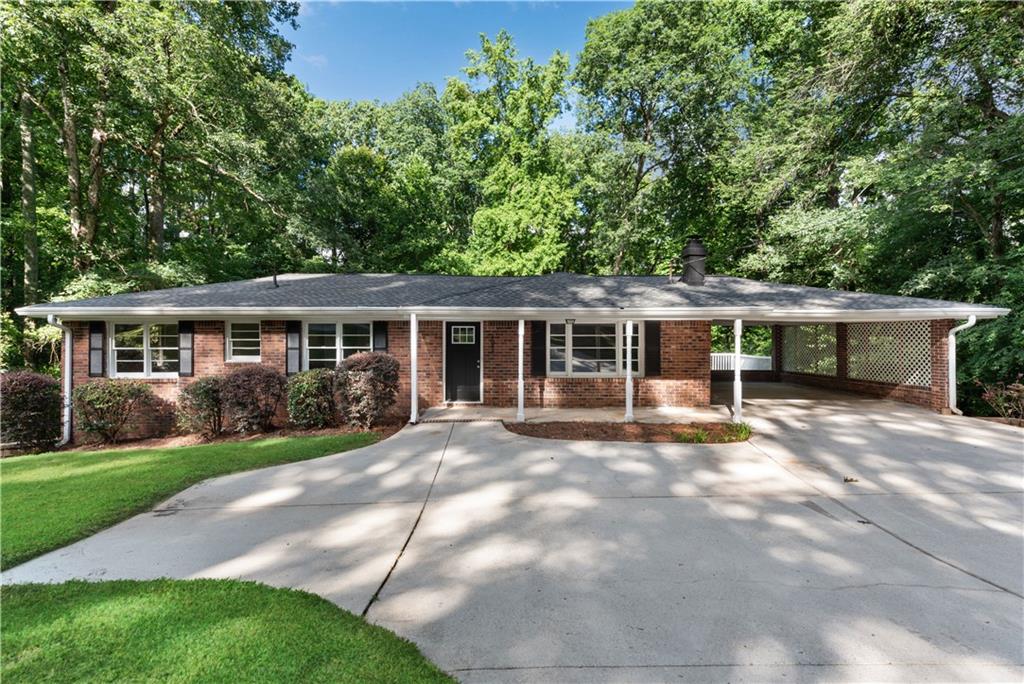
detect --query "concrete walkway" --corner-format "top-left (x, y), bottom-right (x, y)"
top-left (5, 397), bottom-right (1023, 682)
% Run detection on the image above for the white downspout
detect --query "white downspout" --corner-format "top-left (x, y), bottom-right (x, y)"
top-left (947, 315), bottom-right (976, 415)
top-left (47, 314), bottom-right (73, 446)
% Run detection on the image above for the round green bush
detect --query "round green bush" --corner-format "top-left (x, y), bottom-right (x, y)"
top-left (221, 365), bottom-right (287, 433)
top-left (0, 370), bottom-right (62, 452)
top-left (342, 352), bottom-right (400, 428)
top-left (73, 379), bottom-right (155, 443)
top-left (287, 369), bottom-right (339, 429)
top-left (178, 377), bottom-right (226, 439)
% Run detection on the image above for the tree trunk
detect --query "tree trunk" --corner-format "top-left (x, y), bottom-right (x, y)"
top-left (147, 164), bottom-right (166, 254)
top-left (990, 189), bottom-right (1005, 259)
top-left (83, 104), bottom-right (108, 252)
top-left (20, 92), bottom-right (38, 304)
top-left (58, 57), bottom-right (86, 267)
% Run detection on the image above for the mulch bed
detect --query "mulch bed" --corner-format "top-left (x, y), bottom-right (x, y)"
top-left (502, 421), bottom-right (750, 444)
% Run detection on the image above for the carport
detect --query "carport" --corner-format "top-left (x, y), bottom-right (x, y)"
top-left (712, 316), bottom-right (981, 421)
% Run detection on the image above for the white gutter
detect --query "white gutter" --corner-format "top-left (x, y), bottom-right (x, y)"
top-left (947, 315), bottom-right (977, 415)
top-left (15, 305), bottom-right (1011, 322)
top-left (47, 314), bottom-right (73, 446)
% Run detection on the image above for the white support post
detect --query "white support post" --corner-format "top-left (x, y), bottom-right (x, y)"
top-left (517, 319), bottom-right (526, 422)
top-left (625, 320), bottom-right (635, 422)
top-left (409, 313), bottom-right (418, 424)
top-left (733, 318), bottom-right (743, 424)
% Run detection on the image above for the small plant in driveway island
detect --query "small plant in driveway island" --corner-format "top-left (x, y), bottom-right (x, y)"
top-left (0, 370), bottom-right (62, 452)
top-left (177, 377), bottom-right (226, 439)
top-left (222, 365), bottom-right (287, 433)
top-left (675, 428), bottom-right (709, 444)
top-left (73, 379), bottom-right (155, 443)
top-left (725, 422), bottom-right (752, 441)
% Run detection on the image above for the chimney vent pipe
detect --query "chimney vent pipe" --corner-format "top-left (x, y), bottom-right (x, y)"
top-left (681, 237), bottom-right (707, 286)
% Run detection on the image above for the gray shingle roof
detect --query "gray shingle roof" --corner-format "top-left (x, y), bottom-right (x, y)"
top-left (15, 272), bottom-right (1009, 321)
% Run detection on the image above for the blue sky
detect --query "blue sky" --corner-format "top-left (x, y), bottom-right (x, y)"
top-left (283, 1), bottom-right (630, 105)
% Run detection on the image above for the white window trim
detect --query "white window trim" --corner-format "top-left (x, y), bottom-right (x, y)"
top-left (301, 320), bottom-right (375, 370)
top-left (546, 321), bottom-right (644, 378)
top-left (108, 321), bottom-right (180, 379)
top-left (225, 321), bottom-right (262, 363)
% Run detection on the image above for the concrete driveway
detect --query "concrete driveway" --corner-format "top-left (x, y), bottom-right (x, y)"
top-left (5, 397), bottom-right (1022, 682)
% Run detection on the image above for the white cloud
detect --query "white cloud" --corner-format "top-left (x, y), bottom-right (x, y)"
top-left (301, 54), bottom-right (329, 68)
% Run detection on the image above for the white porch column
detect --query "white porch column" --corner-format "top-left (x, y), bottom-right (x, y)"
top-left (625, 319), bottom-right (635, 422)
top-left (409, 313), bottom-right (418, 423)
top-left (733, 318), bottom-right (743, 424)
top-left (516, 319), bottom-right (526, 421)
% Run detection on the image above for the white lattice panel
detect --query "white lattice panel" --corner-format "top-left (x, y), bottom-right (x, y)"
top-left (782, 325), bottom-right (837, 376)
top-left (848, 321), bottom-right (931, 387)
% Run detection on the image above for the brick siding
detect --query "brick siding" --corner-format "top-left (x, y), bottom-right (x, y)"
top-left (483, 320), bottom-right (710, 408)
top-left (64, 315), bottom-right (952, 443)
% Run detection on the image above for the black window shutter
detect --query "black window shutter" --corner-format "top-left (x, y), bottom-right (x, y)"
top-left (530, 321), bottom-right (546, 376)
top-left (178, 321), bottom-right (194, 376)
top-left (88, 321), bottom-right (105, 377)
top-left (286, 320), bottom-right (302, 375)
top-left (644, 321), bottom-right (661, 376)
top-left (372, 321), bottom-right (388, 351)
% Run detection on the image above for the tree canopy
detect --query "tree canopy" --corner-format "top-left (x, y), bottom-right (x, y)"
top-left (2, 0), bottom-right (1021, 413)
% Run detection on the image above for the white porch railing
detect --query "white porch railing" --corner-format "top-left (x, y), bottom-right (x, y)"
top-left (710, 353), bottom-right (773, 371)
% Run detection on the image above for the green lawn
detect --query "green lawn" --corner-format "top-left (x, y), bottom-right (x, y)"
top-left (0, 433), bottom-right (377, 570)
top-left (1, 579), bottom-right (452, 683)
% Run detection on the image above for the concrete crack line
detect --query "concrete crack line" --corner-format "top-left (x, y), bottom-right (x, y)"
top-left (152, 499), bottom-right (423, 513)
top-left (361, 423), bottom-right (454, 618)
top-left (747, 437), bottom-right (1024, 600)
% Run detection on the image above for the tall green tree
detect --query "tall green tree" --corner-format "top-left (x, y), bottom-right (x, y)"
top-left (444, 31), bottom-right (575, 275)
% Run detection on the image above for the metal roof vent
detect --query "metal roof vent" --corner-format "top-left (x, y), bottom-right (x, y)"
top-left (681, 237), bottom-right (707, 286)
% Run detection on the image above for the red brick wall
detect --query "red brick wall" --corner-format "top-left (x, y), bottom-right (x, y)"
top-left (482, 320), bottom-right (710, 408)
top-left (65, 317), bottom-right (713, 441)
top-left (776, 319), bottom-right (952, 411)
top-left (68, 320), bottom-right (293, 441)
top-left (390, 319), bottom-right (444, 412)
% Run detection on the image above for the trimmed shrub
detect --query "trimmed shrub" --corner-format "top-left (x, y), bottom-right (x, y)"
top-left (288, 369), bottom-right (339, 429)
top-left (221, 365), bottom-right (287, 433)
top-left (342, 352), bottom-right (399, 428)
top-left (73, 379), bottom-right (154, 443)
top-left (177, 377), bottom-right (226, 439)
top-left (0, 370), bottom-right (62, 452)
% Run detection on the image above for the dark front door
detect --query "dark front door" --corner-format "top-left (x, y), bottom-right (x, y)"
top-left (445, 322), bottom-right (481, 402)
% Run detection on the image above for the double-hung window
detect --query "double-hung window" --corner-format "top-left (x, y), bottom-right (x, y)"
top-left (571, 323), bottom-right (618, 375)
top-left (547, 322), bottom-right (642, 377)
top-left (112, 323), bottom-right (179, 377)
top-left (307, 323), bottom-right (338, 368)
top-left (227, 322), bottom-right (261, 362)
top-left (305, 322), bottom-right (373, 369)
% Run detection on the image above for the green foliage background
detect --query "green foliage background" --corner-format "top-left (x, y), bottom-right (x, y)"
top-left (2, 0), bottom-right (1020, 414)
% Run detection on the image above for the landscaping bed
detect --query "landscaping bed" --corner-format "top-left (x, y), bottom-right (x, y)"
top-left (503, 421), bottom-right (751, 443)
top-left (0, 432), bottom-right (377, 570)
top-left (1, 579), bottom-right (452, 683)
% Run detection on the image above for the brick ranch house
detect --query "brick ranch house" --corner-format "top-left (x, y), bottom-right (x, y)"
top-left (16, 240), bottom-right (1009, 444)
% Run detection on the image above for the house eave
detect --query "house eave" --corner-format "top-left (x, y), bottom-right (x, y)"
top-left (14, 304), bottom-right (1011, 323)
